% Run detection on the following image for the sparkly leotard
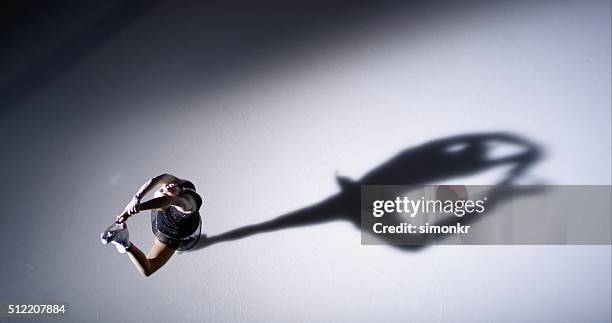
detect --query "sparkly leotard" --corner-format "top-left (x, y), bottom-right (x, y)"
top-left (150, 180), bottom-right (202, 251)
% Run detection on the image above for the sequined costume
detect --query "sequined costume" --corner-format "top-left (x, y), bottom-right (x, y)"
top-left (150, 181), bottom-right (202, 251)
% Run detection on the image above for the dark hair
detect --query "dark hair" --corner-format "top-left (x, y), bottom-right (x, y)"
top-left (179, 180), bottom-right (196, 191)
top-left (179, 180), bottom-right (202, 210)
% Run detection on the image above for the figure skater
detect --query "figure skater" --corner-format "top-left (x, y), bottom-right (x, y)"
top-left (101, 173), bottom-right (202, 277)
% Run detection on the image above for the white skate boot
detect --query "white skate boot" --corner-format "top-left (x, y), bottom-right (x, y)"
top-left (101, 222), bottom-right (131, 254)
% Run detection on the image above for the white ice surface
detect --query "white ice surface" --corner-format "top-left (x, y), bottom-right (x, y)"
top-left (0, 1), bottom-right (610, 322)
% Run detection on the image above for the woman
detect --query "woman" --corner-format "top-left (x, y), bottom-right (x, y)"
top-left (102, 173), bottom-right (203, 277)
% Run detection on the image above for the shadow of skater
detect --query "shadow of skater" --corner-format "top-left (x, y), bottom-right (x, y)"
top-left (192, 132), bottom-right (543, 251)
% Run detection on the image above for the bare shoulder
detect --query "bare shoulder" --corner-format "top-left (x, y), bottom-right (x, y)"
top-left (169, 195), bottom-right (198, 213)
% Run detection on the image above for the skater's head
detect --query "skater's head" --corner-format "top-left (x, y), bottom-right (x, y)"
top-left (160, 183), bottom-right (181, 196)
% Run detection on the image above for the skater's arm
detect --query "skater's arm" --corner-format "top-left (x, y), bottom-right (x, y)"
top-left (134, 173), bottom-right (182, 199)
top-left (139, 196), bottom-right (192, 212)
top-left (124, 174), bottom-right (182, 214)
top-left (117, 196), bottom-right (192, 223)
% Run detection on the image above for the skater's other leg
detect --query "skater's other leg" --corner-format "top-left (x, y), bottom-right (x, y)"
top-left (126, 239), bottom-right (175, 277)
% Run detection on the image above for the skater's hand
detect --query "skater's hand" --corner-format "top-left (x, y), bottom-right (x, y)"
top-left (116, 212), bottom-right (131, 224)
top-left (124, 197), bottom-right (141, 215)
